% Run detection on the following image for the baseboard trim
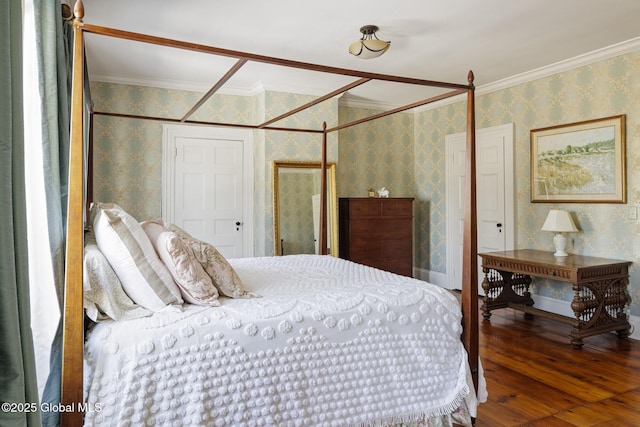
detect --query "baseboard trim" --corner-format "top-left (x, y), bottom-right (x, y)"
top-left (414, 267), bottom-right (449, 289)
top-left (531, 294), bottom-right (573, 317)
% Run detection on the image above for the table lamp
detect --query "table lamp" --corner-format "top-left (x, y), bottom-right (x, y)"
top-left (541, 209), bottom-right (579, 256)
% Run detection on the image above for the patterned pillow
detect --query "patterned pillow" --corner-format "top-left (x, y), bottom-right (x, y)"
top-left (142, 221), bottom-right (221, 306)
top-left (164, 223), bottom-right (251, 298)
top-left (83, 230), bottom-right (152, 322)
top-left (90, 203), bottom-right (183, 311)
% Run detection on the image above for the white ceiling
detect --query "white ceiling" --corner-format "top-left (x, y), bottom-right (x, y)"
top-left (80, 0), bottom-right (640, 108)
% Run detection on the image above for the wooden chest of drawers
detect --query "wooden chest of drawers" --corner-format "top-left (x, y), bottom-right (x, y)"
top-left (338, 197), bottom-right (414, 276)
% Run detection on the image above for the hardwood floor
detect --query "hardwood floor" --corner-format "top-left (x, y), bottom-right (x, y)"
top-left (471, 304), bottom-right (640, 426)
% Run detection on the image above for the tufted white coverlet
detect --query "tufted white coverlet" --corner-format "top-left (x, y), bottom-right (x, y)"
top-left (84, 255), bottom-right (484, 426)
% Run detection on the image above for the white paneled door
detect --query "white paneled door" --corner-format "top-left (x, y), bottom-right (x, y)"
top-left (163, 125), bottom-right (254, 258)
top-left (445, 123), bottom-right (514, 292)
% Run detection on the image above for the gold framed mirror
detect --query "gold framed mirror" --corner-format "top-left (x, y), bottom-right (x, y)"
top-left (273, 161), bottom-right (338, 257)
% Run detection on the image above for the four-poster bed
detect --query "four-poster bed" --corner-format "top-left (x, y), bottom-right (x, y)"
top-left (62, 1), bottom-right (480, 425)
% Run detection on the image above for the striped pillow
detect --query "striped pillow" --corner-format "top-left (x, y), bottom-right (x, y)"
top-left (90, 203), bottom-right (183, 311)
top-left (83, 230), bottom-right (152, 322)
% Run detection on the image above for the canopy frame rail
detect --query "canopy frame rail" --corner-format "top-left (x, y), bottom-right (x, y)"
top-left (78, 20), bottom-right (473, 129)
top-left (78, 23), bottom-right (472, 91)
top-left (180, 58), bottom-right (248, 122)
top-left (257, 78), bottom-right (371, 129)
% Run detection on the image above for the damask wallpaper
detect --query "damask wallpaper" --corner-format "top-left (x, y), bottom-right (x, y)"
top-left (91, 48), bottom-right (640, 315)
top-left (337, 107), bottom-right (414, 198)
top-left (415, 51), bottom-right (640, 315)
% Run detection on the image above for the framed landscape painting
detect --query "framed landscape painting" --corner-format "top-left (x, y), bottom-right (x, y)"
top-left (530, 115), bottom-right (626, 203)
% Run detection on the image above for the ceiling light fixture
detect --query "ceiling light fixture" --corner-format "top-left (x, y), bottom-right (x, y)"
top-left (348, 25), bottom-right (390, 59)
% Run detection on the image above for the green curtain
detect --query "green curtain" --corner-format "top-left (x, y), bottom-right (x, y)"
top-left (0, 0), bottom-right (42, 426)
top-left (35, 0), bottom-right (71, 299)
top-left (32, 2), bottom-right (74, 426)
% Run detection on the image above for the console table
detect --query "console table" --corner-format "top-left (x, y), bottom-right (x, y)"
top-left (479, 249), bottom-right (631, 348)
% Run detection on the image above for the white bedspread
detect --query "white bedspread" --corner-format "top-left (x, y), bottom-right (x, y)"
top-left (84, 255), bottom-right (480, 426)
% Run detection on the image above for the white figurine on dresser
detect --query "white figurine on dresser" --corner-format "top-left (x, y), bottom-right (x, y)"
top-left (377, 187), bottom-right (389, 198)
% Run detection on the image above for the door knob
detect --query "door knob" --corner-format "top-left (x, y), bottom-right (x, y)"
top-left (236, 221), bottom-right (242, 231)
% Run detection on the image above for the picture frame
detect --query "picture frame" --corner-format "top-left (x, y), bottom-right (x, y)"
top-left (530, 115), bottom-right (626, 203)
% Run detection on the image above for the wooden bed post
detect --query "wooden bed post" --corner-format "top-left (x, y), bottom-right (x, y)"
top-left (319, 122), bottom-right (328, 255)
top-left (61, 1), bottom-right (85, 426)
top-left (86, 110), bottom-right (93, 221)
top-left (461, 71), bottom-right (479, 391)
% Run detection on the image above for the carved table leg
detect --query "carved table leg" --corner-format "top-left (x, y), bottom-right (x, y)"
top-left (570, 276), bottom-right (631, 346)
top-left (570, 337), bottom-right (584, 349)
top-left (481, 268), bottom-right (534, 321)
top-left (617, 327), bottom-right (631, 338)
top-left (481, 268), bottom-right (493, 320)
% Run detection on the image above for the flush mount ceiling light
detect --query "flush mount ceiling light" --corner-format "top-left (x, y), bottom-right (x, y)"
top-left (348, 25), bottom-right (390, 59)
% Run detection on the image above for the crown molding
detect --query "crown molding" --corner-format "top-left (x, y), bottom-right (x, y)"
top-left (337, 97), bottom-right (400, 111)
top-left (90, 72), bottom-right (338, 101)
top-left (90, 73), bottom-right (266, 97)
top-left (260, 82), bottom-right (329, 99)
top-left (481, 36), bottom-right (640, 94)
top-left (413, 36), bottom-right (640, 113)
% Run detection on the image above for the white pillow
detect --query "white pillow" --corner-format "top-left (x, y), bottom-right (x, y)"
top-left (83, 230), bottom-right (152, 322)
top-left (90, 203), bottom-right (183, 311)
top-left (142, 221), bottom-right (221, 306)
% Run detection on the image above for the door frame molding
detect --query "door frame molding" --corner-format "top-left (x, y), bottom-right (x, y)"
top-left (445, 122), bottom-right (515, 290)
top-left (162, 124), bottom-right (255, 257)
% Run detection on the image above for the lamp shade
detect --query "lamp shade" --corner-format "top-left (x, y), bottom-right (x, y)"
top-left (541, 210), bottom-right (579, 233)
top-left (541, 210), bottom-right (578, 256)
top-left (349, 25), bottom-right (390, 59)
top-left (348, 39), bottom-right (390, 59)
